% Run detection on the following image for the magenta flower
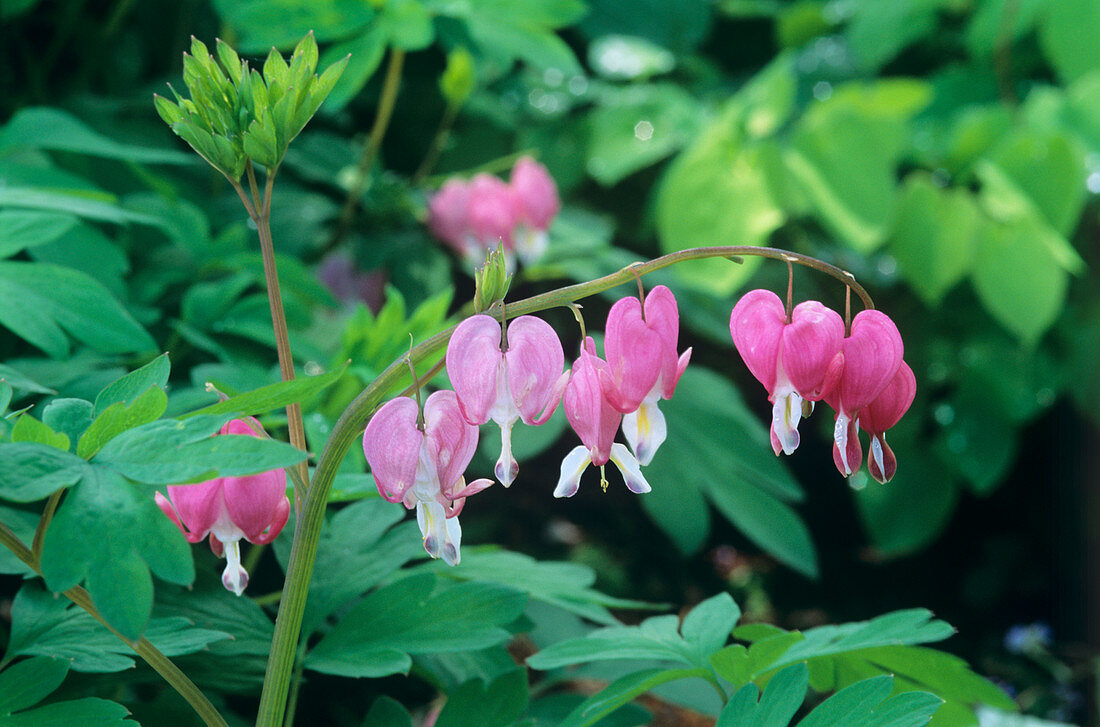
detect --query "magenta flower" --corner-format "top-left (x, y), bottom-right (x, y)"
top-left (509, 156), bottom-right (559, 265)
top-left (446, 314), bottom-right (568, 486)
top-left (600, 285), bottom-right (691, 465)
top-left (862, 361), bottom-right (916, 483)
top-left (823, 309), bottom-right (904, 477)
top-left (362, 390), bottom-right (492, 565)
top-left (155, 418), bottom-right (290, 596)
top-left (555, 338), bottom-right (650, 498)
top-left (730, 290), bottom-right (844, 456)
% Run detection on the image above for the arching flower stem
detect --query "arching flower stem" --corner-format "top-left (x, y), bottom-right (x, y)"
top-left (254, 244), bottom-right (875, 727)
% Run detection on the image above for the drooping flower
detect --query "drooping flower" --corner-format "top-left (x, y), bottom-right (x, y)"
top-left (730, 290), bottom-right (844, 456)
top-left (861, 361), bottom-right (915, 483)
top-left (155, 418), bottom-right (290, 596)
top-left (427, 179), bottom-right (471, 253)
top-left (600, 285), bottom-right (691, 465)
top-left (823, 310), bottom-right (904, 477)
top-left (555, 337), bottom-right (650, 498)
top-left (509, 156), bottom-right (559, 265)
top-left (427, 174), bottom-right (518, 267)
top-left (446, 314), bottom-right (568, 486)
top-left (362, 390), bottom-right (492, 565)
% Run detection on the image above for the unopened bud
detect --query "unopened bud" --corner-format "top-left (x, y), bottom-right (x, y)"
top-left (473, 242), bottom-right (512, 312)
top-left (440, 48), bottom-right (476, 108)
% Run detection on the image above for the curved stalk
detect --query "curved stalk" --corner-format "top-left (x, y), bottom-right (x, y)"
top-left (254, 245), bottom-right (872, 726)
top-left (0, 520), bottom-right (228, 727)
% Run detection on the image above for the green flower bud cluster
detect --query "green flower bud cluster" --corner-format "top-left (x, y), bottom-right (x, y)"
top-left (473, 242), bottom-right (513, 313)
top-left (154, 33), bottom-right (348, 179)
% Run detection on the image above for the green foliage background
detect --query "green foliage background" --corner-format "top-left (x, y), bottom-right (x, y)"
top-left (0, 0), bottom-right (1096, 725)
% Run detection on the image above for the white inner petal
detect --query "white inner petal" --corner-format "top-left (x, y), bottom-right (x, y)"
top-left (554, 445), bottom-right (592, 498)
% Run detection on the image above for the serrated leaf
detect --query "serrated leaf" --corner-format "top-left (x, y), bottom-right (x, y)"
top-left (306, 575), bottom-right (526, 678)
top-left (78, 387), bottom-right (169, 458)
top-left (39, 468), bottom-right (195, 639)
top-left (6, 583), bottom-right (227, 673)
top-left (0, 443), bottom-right (86, 502)
top-left (681, 592), bottom-right (741, 659)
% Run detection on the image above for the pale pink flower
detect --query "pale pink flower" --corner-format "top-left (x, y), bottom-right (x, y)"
top-left (509, 156), bottom-right (559, 265)
top-left (362, 390), bottom-right (492, 565)
top-left (446, 314), bottom-right (568, 486)
top-left (155, 419), bottom-right (290, 595)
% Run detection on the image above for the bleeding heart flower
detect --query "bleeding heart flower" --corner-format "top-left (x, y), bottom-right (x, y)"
top-left (862, 361), bottom-right (915, 483)
top-left (427, 179), bottom-right (472, 254)
top-left (555, 337), bottom-right (651, 498)
top-left (824, 309), bottom-right (904, 477)
top-left (601, 285), bottom-right (692, 465)
top-left (730, 289), bottom-right (844, 456)
top-left (155, 418), bottom-right (290, 596)
top-left (509, 156), bottom-right (559, 265)
top-left (362, 390), bottom-right (492, 565)
top-left (446, 313), bottom-right (568, 486)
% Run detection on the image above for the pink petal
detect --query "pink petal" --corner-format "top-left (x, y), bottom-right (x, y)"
top-left (603, 295), bottom-right (662, 413)
top-left (862, 361), bottom-right (916, 435)
top-left (222, 467), bottom-right (289, 543)
top-left (868, 433), bottom-right (898, 484)
top-left (504, 315), bottom-right (566, 425)
top-left (156, 491), bottom-right (207, 543)
top-left (834, 310), bottom-right (904, 412)
top-left (446, 314), bottom-right (504, 425)
top-left (466, 174), bottom-right (519, 247)
top-left (510, 156), bottom-right (559, 229)
top-left (424, 390), bottom-right (480, 492)
top-left (780, 301), bottom-right (844, 400)
top-left (643, 286), bottom-right (690, 400)
top-left (564, 338), bottom-right (621, 465)
top-left (163, 480), bottom-right (223, 542)
top-left (363, 397), bottom-right (423, 503)
top-left (730, 289), bottom-right (786, 394)
top-left (428, 179), bottom-right (471, 249)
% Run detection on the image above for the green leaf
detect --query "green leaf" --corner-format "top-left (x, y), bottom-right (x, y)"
top-left (77, 386), bottom-right (169, 459)
top-left (890, 176), bottom-right (980, 306)
top-left (0, 211), bottom-right (78, 259)
top-left (41, 399), bottom-right (94, 449)
top-left (422, 548), bottom-right (658, 627)
top-left (0, 364), bottom-right (53, 395)
top-left (970, 215), bottom-right (1068, 345)
top-left (0, 187), bottom-right (163, 228)
top-left (844, 0), bottom-right (941, 71)
top-left (380, 0), bottom-right (435, 50)
top-left (6, 583), bottom-right (228, 673)
top-left (0, 107), bottom-right (193, 165)
top-left (182, 363), bottom-right (346, 419)
top-left (681, 592), bottom-right (741, 659)
top-left (559, 667), bottom-right (712, 727)
top-left (94, 415), bottom-right (307, 484)
top-left (434, 670), bottom-right (529, 727)
top-left (212, 0), bottom-right (376, 52)
top-left (320, 27), bottom-right (388, 111)
top-left (39, 468), bottom-right (195, 639)
top-left (717, 663), bottom-right (809, 727)
top-left (1038, 0), bottom-right (1100, 83)
top-left (796, 675), bottom-right (894, 727)
top-left (656, 103), bottom-right (778, 296)
top-left (0, 262), bottom-right (155, 359)
top-left (0, 698), bottom-right (136, 727)
top-left (987, 129), bottom-right (1087, 237)
top-left (0, 443), bottom-right (86, 502)
top-left (11, 415), bottom-right (70, 451)
top-left (93, 354), bottom-right (170, 416)
top-left (362, 696), bottom-right (413, 727)
top-left (643, 367), bottom-right (815, 575)
top-left (306, 575), bottom-right (527, 678)
top-left (0, 657), bottom-right (69, 715)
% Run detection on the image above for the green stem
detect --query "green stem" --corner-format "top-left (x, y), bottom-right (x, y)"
top-left (328, 48), bottom-right (406, 250)
top-left (0, 520), bottom-right (228, 727)
top-left (253, 245), bottom-right (872, 727)
top-left (31, 489), bottom-right (63, 561)
top-left (412, 100), bottom-right (459, 185)
top-left (248, 167), bottom-right (310, 505)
